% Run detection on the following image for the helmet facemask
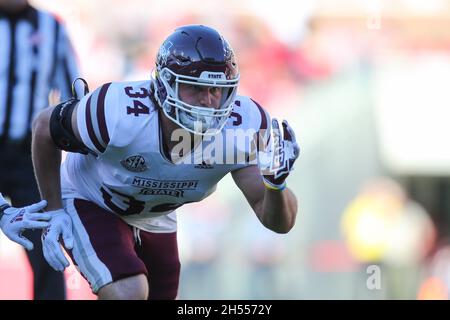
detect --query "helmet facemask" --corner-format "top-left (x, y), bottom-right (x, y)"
top-left (155, 67), bottom-right (239, 136)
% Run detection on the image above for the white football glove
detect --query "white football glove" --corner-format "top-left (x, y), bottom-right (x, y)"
top-left (258, 119), bottom-right (300, 190)
top-left (0, 193), bottom-right (50, 250)
top-left (41, 208), bottom-right (74, 271)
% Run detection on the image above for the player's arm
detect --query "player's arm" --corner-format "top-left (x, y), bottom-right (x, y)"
top-left (31, 101), bottom-right (78, 270)
top-left (32, 100), bottom-right (84, 210)
top-left (32, 82), bottom-right (113, 210)
top-left (32, 105), bottom-right (65, 211)
top-left (32, 82), bottom-right (114, 271)
top-left (232, 165), bottom-right (298, 233)
top-left (231, 97), bottom-right (300, 233)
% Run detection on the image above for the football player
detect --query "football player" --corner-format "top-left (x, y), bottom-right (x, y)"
top-left (31, 25), bottom-right (299, 299)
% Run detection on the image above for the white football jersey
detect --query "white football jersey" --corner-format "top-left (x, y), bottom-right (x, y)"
top-left (60, 80), bottom-right (270, 232)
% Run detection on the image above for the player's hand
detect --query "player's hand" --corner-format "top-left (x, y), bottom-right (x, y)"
top-left (257, 119), bottom-right (300, 190)
top-left (41, 208), bottom-right (74, 271)
top-left (0, 193), bottom-right (50, 250)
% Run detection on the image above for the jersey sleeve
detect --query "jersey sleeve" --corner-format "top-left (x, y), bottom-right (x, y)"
top-left (76, 82), bottom-right (119, 155)
top-left (250, 98), bottom-right (272, 152)
top-left (228, 96), bottom-right (272, 170)
top-left (249, 98), bottom-right (271, 142)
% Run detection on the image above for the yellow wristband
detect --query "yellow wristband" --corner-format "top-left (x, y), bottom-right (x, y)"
top-left (263, 179), bottom-right (286, 191)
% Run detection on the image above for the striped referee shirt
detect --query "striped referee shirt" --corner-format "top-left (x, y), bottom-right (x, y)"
top-left (0, 5), bottom-right (78, 143)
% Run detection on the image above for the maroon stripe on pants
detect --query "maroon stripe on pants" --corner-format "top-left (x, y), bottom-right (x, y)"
top-left (135, 231), bottom-right (180, 300)
top-left (71, 199), bottom-right (147, 289)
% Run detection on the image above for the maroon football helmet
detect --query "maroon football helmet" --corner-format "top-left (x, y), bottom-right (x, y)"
top-left (153, 25), bottom-right (240, 135)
